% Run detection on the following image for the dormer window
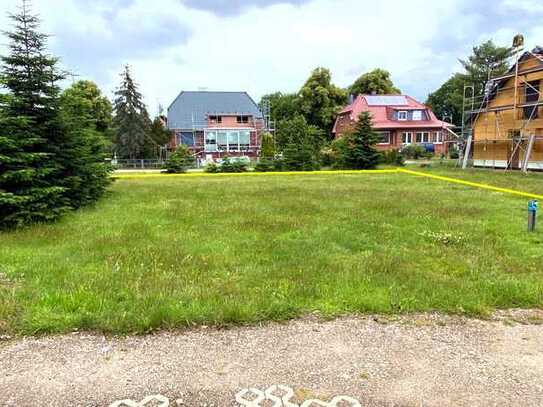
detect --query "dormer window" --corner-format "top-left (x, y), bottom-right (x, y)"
top-left (398, 111), bottom-right (408, 121)
top-left (209, 115), bottom-right (222, 124)
top-left (236, 115), bottom-right (250, 124)
top-left (412, 110), bottom-right (423, 121)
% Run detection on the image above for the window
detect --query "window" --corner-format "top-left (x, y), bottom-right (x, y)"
top-left (524, 80), bottom-right (540, 120)
top-left (207, 130), bottom-right (252, 153)
top-left (398, 111), bottom-right (408, 121)
top-left (412, 110), bottom-right (423, 121)
top-left (227, 132), bottom-right (239, 151)
top-left (209, 115), bottom-right (222, 124)
top-left (401, 132), bottom-right (412, 144)
top-left (416, 132), bottom-right (430, 143)
top-left (217, 132), bottom-right (228, 150)
top-left (434, 131), bottom-right (442, 144)
top-left (205, 131), bottom-right (217, 152)
top-left (239, 131), bottom-right (250, 150)
top-left (236, 115), bottom-right (250, 124)
top-left (377, 131), bottom-right (391, 144)
top-left (178, 132), bottom-right (195, 146)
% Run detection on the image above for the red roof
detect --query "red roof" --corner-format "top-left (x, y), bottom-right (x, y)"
top-left (333, 94), bottom-right (452, 133)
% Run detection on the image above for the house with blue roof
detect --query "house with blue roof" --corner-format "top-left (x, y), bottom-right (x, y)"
top-left (167, 91), bottom-right (266, 160)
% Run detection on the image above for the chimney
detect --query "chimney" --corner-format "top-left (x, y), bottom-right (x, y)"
top-left (349, 94), bottom-right (355, 104)
top-left (371, 91), bottom-right (377, 95)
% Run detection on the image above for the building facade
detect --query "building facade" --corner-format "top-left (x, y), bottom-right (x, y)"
top-left (167, 91), bottom-right (266, 161)
top-left (471, 47), bottom-right (543, 170)
top-left (333, 95), bottom-right (453, 156)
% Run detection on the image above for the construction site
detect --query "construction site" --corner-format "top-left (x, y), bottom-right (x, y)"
top-left (462, 40), bottom-right (543, 172)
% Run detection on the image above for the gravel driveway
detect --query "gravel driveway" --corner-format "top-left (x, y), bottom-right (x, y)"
top-left (1, 311), bottom-right (543, 406)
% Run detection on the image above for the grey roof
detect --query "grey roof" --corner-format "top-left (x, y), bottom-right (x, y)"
top-left (167, 91), bottom-right (263, 130)
top-left (365, 95), bottom-right (408, 106)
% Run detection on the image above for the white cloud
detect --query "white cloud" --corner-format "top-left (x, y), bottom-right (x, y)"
top-left (1, 0), bottom-right (542, 116)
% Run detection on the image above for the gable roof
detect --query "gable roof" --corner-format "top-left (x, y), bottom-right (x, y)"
top-left (167, 91), bottom-right (263, 130)
top-left (334, 94), bottom-right (451, 132)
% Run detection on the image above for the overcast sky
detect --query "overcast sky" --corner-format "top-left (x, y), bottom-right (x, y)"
top-left (1, 0), bottom-right (542, 116)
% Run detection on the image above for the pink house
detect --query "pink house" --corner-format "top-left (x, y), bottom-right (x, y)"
top-left (333, 95), bottom-right (453, 156)
top-left (167, 91), bottom-right (266, 160)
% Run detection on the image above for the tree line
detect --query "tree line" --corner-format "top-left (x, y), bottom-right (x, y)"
top-left (0, 0), bottom-right (517, 227)
top-left (258, 40), bottom-right (514, 170)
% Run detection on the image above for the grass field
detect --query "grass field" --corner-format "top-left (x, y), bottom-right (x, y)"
top-left (1, 166), bottom-right (542, 335)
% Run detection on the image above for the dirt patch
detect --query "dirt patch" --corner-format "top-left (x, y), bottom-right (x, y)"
top-left (1, 311), bottom-right (543, 406)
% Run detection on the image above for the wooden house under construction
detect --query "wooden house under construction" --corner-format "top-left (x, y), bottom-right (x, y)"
top-left (466, 46), bottom-right (543, 171)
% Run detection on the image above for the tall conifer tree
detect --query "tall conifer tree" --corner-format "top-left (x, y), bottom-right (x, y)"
top-left (113, 66), bottom-right (151, 159)
top-left (0, 0), bottom-right (68, 228)
top-left (336, 112), bottom-right (381, 170)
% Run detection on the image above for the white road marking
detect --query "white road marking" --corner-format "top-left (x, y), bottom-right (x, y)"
top-left (108, 386), bottom-right (361, 407)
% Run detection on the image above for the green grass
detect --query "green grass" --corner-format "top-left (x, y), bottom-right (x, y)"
top-left (1, 167), bottom-right (542, 335)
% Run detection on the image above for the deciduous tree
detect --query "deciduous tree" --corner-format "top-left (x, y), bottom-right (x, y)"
top-left (276, 115), bottom-right (322, 171)
top-left (298, 67), bottom-right (347, 136)
top-left (260, 92), bottom-right (300, 124)
top-left (426, 73), bottom-right (465, 127)
top-left (59, 81), bottom-right (113, 207)
top-left (349, 68), bottom-right (401, 97)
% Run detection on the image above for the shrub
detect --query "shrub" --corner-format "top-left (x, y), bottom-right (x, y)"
top-left (401, 145), bottom-right (429, 160)
top-left (320, 146), bottom-right (336, 167)
top-left (204, 162), bottom-right (220, 173)
top-left (219, 156), bottom-right (235, 173)
top-left (449, 145), bottom-right (460, 159)
top-left (381, 149), bottom-right (405, 166)
top-left (205, 156), bottom-right (249, 173)
top-left (255, 158), bottom-right (276, 172)
top-left (273, 158), bottom-right (285, 172)
top-left (220, 156), bottom-right (248, 173)
top-left (164, 145), bottom-right (194, 173)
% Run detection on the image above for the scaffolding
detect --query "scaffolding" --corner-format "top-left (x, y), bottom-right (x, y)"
top-left (461, 43), bottom-right (543, 172)
top-left (259, 97), bottom-right (275, 133)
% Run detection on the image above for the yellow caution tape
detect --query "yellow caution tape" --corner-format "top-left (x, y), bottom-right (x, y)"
top-left (112, 167), bottom-right (542, 200)
top-left (399, 169), bottom-right (543, 200)
top-left (113, 169), bottom-right (400, 179)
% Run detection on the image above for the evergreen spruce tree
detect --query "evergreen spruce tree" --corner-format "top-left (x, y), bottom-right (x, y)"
top-left (164, 145), bottom-right (194, 173)
top-left (0, 0), bottom-right (68, 228)
top-left (337, 112), bottom-right (381, 170)
top-left (113, 65), bottom-right (150, 159)
top-left (282, 139), bottom-right (316, 171)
